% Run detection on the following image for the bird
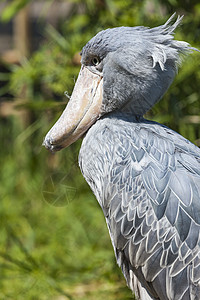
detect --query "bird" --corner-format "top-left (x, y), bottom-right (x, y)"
top-left (43, 14), bottom-right (200, 300)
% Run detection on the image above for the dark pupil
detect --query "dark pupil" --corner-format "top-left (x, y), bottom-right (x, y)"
top-left (93, 57), bottom-right (99, 65)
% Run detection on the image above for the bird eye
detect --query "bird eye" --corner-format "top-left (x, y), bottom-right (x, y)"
top-left (91, 57), bottom-right (100, 66)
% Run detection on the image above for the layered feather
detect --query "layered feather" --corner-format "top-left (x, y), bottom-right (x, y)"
top-left (79, 114), bottom-right (200, 300)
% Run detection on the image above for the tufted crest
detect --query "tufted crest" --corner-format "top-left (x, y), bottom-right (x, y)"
top-left (82, 14), bottom-right (195, 71)
top-left (81, 14), bottom-right (198, 116)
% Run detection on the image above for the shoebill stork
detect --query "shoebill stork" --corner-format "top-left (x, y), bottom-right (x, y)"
top-left (43, 14), bottom-right (200, 300)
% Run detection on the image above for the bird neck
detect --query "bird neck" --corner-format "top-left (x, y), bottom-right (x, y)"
top-left (120, 98), bottom-right (148, 117)
top-left (103, 109), bottom-right (144, 124)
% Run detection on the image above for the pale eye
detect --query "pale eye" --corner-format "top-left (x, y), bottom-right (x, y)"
top-left (91, 57), bottom-right (100, 66)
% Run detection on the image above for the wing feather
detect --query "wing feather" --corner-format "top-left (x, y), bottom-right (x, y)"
top-left (79, 116), bottom-right (200, 299)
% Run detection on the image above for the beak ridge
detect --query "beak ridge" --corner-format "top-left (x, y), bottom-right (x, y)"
top-left (43, 66), bottom-right (103, 151)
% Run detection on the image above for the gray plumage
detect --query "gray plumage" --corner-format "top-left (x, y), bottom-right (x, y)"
top-left (44, 14), bottom-right (200, 300)
top-left (79, 114), bottom-right (200, 299)
top-left (79, 15), bottom-right (200, 299)
top-left (81, 14), bottom-right (193, 115)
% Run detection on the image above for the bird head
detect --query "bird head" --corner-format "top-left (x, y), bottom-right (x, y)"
top-left (43, 14), bottom-right (196, 152)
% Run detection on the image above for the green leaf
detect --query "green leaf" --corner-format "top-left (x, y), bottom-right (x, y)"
top-left (1, 0), bottom-right (30, 22)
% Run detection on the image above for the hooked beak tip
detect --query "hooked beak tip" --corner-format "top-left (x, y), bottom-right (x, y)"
top-left (42, 137), bottom-right (64, 153)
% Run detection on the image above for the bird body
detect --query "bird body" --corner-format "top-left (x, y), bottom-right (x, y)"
top-left (43, 15), bottom-right (200, 299)
top-left (79, 112), bottom-right (200, 299)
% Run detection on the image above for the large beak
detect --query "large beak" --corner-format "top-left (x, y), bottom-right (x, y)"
top-left (43, 66), bottom-right (103, 151)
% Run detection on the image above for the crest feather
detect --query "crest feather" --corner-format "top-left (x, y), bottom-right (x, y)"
top-left (148, 13), bottom-right (198, 70)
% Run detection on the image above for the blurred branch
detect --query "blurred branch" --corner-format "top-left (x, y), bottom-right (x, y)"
top-left (14, 4), bottom-right (30, 58)
top-left (46, 24), bottom-right (70, 51)
top-left (6, 225), bottom-right (39, 268)
top-left (0, 251), bottom-right (32, 272)
top-left (1, 225), bottom-right (74, 299)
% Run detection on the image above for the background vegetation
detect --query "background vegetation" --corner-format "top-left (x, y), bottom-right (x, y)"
top-left (0, 0), bottom-right (200, 299)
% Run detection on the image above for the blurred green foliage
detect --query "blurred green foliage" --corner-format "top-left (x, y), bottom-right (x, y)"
top-left (0, 0), bottom-right (200, 299)
top-left (1, 0), bottom-right (30, 22)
